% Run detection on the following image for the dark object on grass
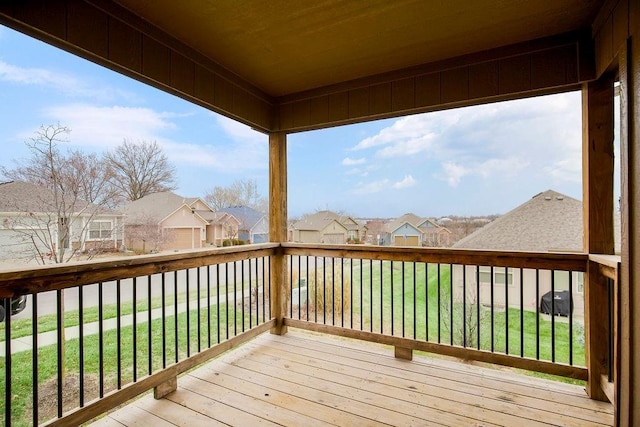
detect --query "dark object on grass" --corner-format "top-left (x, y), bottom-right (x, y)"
top-left (540, 290), bottom-right (572, 317)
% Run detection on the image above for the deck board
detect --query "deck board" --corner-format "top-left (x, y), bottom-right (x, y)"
top-left (92, 329), bottom-right (613, 427)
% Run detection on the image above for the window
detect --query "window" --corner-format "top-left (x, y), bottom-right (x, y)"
top-left (479, 266), bottom-right (513, 286)
top-left (89, 221), bottom-right (112, 239)
top-left (576, 272), bottom-right (584, 294)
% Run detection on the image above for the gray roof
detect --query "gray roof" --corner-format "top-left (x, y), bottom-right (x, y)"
top-left (0, 181), bottom-right (121, 216)
top-left (292, 210), bottom-right (342, 231)
top-left (123, 191), bottom-right (205, 224)
top-left (453, 190), bottom-right (583, 252)
top-left (218, 206), bottom-right (265, 230)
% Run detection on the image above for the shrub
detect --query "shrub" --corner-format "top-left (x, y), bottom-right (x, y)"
top-left (307, 259), bottom-right (351, 316)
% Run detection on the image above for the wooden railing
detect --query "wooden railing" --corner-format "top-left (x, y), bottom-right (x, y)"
top-left (282, 244), bottom-right (618, 388)
top-left (0, 244), bottom-right (277, 426)
top-left (0, 243), bottom-right (619, 425)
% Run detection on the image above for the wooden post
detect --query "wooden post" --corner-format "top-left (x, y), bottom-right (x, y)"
top-left (618, 33), bottom-right (639, 427)
top-left (269, 132), bottom-right (288, 335)
top-left (582, 75), bottom-right (614, 402)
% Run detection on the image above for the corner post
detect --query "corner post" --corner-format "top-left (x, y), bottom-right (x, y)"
top-left (582, 75), bottom-right (615, 402)
top-left (269, 132), bottom-right (288, 335)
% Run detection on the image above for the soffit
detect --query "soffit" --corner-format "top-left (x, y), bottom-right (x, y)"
top-left (112, 0), bottom-right (602, 97)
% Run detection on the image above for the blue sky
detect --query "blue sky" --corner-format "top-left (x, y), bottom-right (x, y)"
top-left (1, 25), bottom-right (608, 219)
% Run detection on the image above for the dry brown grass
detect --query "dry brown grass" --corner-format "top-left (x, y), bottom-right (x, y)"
top-left (307, 260), bottom-right (351, 315)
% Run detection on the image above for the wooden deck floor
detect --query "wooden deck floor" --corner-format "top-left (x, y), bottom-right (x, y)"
top-left (91, 329), bottom-right (613, 426)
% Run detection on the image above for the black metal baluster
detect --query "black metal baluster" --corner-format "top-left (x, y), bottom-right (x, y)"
top-left (161, 273), bottom-right (166, 369)
top-left (360, 259), bottom-right (363, 330)
top-left (187, 268), bottom-right (191, 357)
top-left (551, 269), bottom-right (556, 362)
top-left (535, 269), bottom-right (540, 360)
top-left (350, 258), bottom-right (353, 328)
top-left (217, 264), bottom-right (221, 343)
top-left (413, 262), bottom-right (416, 340)
top-left (569, 271), bottom-right (573, 365)
top-left (249, 260), bottom-right (253, 328)
top-left (207, 265), bottom-right (212, 348)
top-left (132, 277), bottom-right (137, 382)
top-left (331, 258), bottom-right (335, 326)
top-left (226, 262), bottom-right (230, 340)
top-left (490, 266), bottom-right (495, 353)
top-left (148, 275), bottom-right (152, 375)
top-left (449, 264), bottom-right (453, 345)
top-left (425, 263), bottom-right (429, 341)
top-left (476, 266), bottom-right (480, 350)
top-left (98, 283), bottom-right (104, 398)
top-left (298, 256), bottom-right (301, 321)
top-left (402, 261), bottom-right (405, 337)
top-left (505, 267), bottom-right (509, 355)
top-left (32, 293), bottom-right (39, 424)
top-left (4, 297), bottom-right (12, 425)
top-left (520, 269), bottom-right (524, 358)
top-left (117, 280), bottom-right (122, 389)
top-left (57, 289), bottom-right (64, 416)
top-left (341, 258), bottom-right (344, 328)
top-left (79, 287), bottom-right (84, 405)
top-left (391, 261), bottom-right (394, 336)
top-left (463, 266), bottom-right (466, 347)
top-left (379, 260), bottom-right (383, 334)
top-left (437, 263), bottom-right (441, 343)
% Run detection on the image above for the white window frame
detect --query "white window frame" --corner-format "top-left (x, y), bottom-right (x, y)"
top-left (88, 220), bottom-right (113, 240)
top-left (478, 266), bottom-right (513, 286)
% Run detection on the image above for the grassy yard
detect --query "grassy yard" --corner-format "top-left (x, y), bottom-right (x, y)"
top-left (0, 305), bottom-right (251, 426)
top-left (296, 259), bottom-right (585, 367)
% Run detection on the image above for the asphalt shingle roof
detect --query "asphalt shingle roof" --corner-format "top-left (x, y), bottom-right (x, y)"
top-left (453, 190), bottom-right (583, 252)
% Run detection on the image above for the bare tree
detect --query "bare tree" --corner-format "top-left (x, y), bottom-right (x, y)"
top-left (204, 178), bottom-right (267, 212)
top-left (0, 124), bottom-right (122, 264)
top-left (106, 139), bottom-right (177, 202)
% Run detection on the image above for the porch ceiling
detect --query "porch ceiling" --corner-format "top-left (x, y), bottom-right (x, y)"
top-left (114, 0), bottom-right (600, 98)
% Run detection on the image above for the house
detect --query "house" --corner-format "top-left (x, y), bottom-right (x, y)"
top-left (0, 181), bottom-right (124, 261)
top-left (218, 206), bottom-right (269, 244)
top-left (289, 210), bottom-right (365, 244)
top-left (384, 213), bottom-right (452, 246)
top-left (451, 190), bottom-right (609, 317)
top-left (123, 192), bottom-right (240, 251)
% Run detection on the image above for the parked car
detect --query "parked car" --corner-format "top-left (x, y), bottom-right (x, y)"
top-left (0, 295), bottom-right (27, 322)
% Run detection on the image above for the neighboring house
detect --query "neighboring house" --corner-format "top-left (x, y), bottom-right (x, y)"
top-left (123, 192), bottom-right (239, 251)
top-left (290, 210), bottom-right (365, 244)
top-left (218, 206), bottom-right (269, 244)
top-left (383, 213), bottom-right (452, 246)
top-left (0, 181), bottom-right (124, 261)
top-left (451, 190), bottom-right (597, 318)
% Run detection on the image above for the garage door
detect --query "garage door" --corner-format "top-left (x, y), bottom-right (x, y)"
top-left (323, 233), bottom-right (345, 244)
top-left (167, 228), bottom-right (201, 250)
top-left (394, 235), bottom-right (420, 246)
top-left (0, 229), bottom-right (46, 260)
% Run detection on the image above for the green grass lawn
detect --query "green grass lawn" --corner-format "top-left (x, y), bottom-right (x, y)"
top-left (297, 259), bottom-right (585, 367)
top-left (0, 305), bottom-right (252, 426)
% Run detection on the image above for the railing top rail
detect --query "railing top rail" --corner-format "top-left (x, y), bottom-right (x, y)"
top-left (282, 243), bottom-right (588, 271)
top-left (589, 253), bottom-right (622, 281)
top-left (0, 243), bottom-right (279, 298)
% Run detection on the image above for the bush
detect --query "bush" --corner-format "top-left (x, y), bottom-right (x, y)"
top-left (222, 239), bottom-right (245, 246)
top-left (307, 260), bottom-right (351, 316)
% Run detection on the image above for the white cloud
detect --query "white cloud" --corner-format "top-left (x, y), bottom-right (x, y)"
top-left (437, 162), bottom-right (469, 187)
top-left (393, 175), bottom-right (417, 189)
top-left (342, 157), bottom-right (366, 166)
top-left (0, 60), bottom-right (137, 102)
top-left (215, 115), bottom-right (266, 144)
top-left (43, 104), bottom-right (175, 149)
top-left (353, 92), bottom-right (582, 188)
top-left (353, 179), bottom-right (390, 194)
